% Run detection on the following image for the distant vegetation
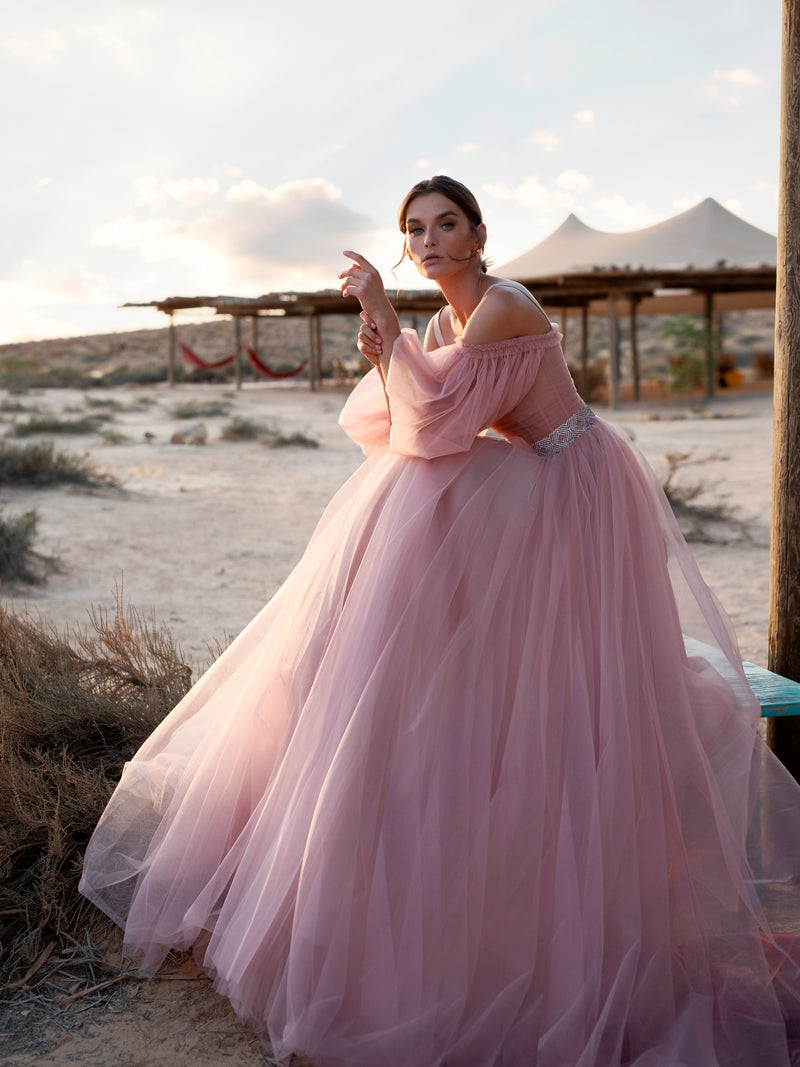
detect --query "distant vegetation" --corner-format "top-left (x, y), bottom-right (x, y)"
top-left (220, 416), bottom-right (318, 448)
top-left (0, 441), bottom-right (119, 488)
top-left (0, 509), bottom-right (55, 584)
top-left (10, 415), bottom-right (109, 437)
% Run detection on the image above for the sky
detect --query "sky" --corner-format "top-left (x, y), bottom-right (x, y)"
top-left (0, 0), bottom-right (782, 343)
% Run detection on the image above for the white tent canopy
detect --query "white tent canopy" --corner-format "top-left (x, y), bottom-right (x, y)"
top-left (497, 197), bottom-right (776, 279)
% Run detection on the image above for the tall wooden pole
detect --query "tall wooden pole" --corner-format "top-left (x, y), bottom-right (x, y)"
top-left (767, 0), bottom-right (800, 778)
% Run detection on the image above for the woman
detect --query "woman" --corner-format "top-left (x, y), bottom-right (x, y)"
top-left (81, 176), bottom-right (800, 1066)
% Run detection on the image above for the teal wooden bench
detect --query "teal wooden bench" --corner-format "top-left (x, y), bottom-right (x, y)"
top-left (683, 637), bottom-right (800, 718)
top-left (743, 660), bottom-right (800, 718)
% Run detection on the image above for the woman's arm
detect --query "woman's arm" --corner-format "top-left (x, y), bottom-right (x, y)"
top-left (340, 251), bottom-right (400, 382)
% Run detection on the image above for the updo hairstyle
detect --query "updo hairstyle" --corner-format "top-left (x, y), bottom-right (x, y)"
top-left (396, 175), bottom-right (488, 273)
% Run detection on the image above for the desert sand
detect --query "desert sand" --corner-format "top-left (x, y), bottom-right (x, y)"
top-left (0, 377), bottom-right (777, 1065)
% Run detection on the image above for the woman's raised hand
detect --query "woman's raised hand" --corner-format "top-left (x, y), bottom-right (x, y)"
top-left (339, 251), bottom-right (388, 319)
top-left (340, 251), bottom-right (401, 376)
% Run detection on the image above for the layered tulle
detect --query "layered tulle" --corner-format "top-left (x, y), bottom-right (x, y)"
top-left (81, 330), bottom-right (800, 1067)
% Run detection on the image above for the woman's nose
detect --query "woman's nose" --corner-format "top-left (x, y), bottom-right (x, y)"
top-left (424, 231), bottom-right (436, 246)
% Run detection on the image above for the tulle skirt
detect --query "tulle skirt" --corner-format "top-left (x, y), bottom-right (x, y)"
top-left (80, 417), bottom-right (800, 1066)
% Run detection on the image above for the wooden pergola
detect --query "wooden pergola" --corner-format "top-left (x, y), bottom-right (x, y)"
top-left (123, 290), bottom-right (444, 390)
top-left (511, 265), bottom-right (776, 407)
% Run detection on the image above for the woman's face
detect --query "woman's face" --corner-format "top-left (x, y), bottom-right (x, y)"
top-left (403, 192), bottom-right (485, 282)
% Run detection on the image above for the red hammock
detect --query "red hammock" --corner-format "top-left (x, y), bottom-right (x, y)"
top-left (178, 341), bottom-right (235, 370)
top-left (246, 346), bottom-right (309, 380)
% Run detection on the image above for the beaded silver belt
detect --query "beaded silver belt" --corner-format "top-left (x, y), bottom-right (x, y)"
top-left (532, 404), bottom-right (596, 457)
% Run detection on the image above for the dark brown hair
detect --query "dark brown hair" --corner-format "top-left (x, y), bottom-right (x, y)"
top-left (396, 175), bottom-right (488, 273)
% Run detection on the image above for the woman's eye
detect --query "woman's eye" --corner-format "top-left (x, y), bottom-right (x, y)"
top-left (441, 222), bottom-right (454, 230)
top-left (409, 227), bottom-right (423, 236)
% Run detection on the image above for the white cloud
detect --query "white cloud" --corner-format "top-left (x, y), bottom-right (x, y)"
top-left (0, 267), bottom-right (110, 307)
top-left (94, 178), bottom-right (374, 293)
top-left (3, 29), bottom-right (66, 60)
top-left (458, 143), bottom-right (480, 153)
top-left (756, 179), bottom-right (779, 204)
top-left (529, 130), bottom-right (560, 151)
top-left (717, 67), bottom-right (760, 87)
top-left (36, 177), bottom-right (53, 188)
top-left (590, 196), bottom-right (667, 230)
top-left (163, 178), bottom-right (220, 206)
top-left (556, 169), bottom-right (594, 192)
top-left (416, 158), bottom-right (430, 169)
top-left (574, 109), bottom-right (595, 125)
top-left (483, 177), bottom-right (575, 214)
top-left (77, 13), bottom-right (156, 69)
top-left (135, 176), bottom-right (220, 209)
top-left (723, 197), bottom-right (745, 218)
top-left (672, 195), bottom-right (703, 213)
top-left (705, 67), bottom-right (761, 107)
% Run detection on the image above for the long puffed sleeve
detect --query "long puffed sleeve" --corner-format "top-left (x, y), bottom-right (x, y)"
top-left (338, 368), bottom-right (391, 456)
top-left (385, 328), bottom-right (558, 459)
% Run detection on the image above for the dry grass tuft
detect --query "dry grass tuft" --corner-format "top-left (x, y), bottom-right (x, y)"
top-left (220, 416), bottom-right (318, 449)
top-left (0, 591), bottom-right (193, 989)
top-left (0, 440), bottom-right (119, 488)
top-left (10, 414), bottom-right (108, 437)
top-left (0, 509), bottom-right (57, 584)
top-left (661, 450), bottom-right (752, 543)
top-left (170, 399), bottom-right (231, 419)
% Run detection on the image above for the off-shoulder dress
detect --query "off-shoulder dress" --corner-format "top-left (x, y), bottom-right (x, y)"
top-left (80, 326), bottom-right (800, 1067)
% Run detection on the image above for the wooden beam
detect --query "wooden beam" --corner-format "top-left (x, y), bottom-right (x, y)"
top-left (768, 0), bottom-right (800, 779)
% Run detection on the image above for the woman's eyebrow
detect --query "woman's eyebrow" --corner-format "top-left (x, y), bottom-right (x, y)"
top-left (406, 211), bottom-right (459, 225)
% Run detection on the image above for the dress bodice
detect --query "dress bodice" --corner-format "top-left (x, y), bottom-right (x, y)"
top-left (489, 338), bottom-right (585, 448)
top-left (340, 326), bottom-right (588, 460)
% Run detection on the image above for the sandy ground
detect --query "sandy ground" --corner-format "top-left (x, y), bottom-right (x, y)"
top-left (0, 379), bottom-right (778, 1064)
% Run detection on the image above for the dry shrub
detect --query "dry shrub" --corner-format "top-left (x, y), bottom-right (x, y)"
top-left (10, 414), bottom-right (108, 437)
top-left (220, 416), bottom-right (318, 448)
top-left (0, 509), bottom-right (56, 583)
top-left (661, 450), bottom-right (751, 543)
top-left (0, 592), bottom-right (193, 986)
top-left (0, 440), bottom-right (118, 488)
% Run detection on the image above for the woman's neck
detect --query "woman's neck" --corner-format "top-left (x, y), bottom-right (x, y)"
top-left (438, 271), bottom-right (492, 335)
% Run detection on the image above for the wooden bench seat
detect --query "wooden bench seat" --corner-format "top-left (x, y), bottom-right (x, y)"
top-left (742, 660), bottom-right (800, 718)
top-left (683, 636), bottom-right (800, 718)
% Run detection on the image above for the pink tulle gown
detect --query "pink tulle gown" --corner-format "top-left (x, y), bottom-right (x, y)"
top-left (80, 326), bottom-right (800, 1067)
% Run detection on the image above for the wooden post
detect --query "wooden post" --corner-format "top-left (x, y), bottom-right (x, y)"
top-left (581, 304), bottom-right (589, 399)
top-left (630, 296), bottom-right (641, 403)
top-left (168, 313), bottom-right (176, 387)
top-left (767, 0), bottom-right (800, 779)
top-left (234, 316), bottom-right (242, 390)
top-left (308, 314), bottom-right (323, 391)
top-left (250, 316), bottom-right (259, 381)
top-left (704, 291), bottom-right (715, 400)
top-left (608, 293), bottom-right (620, 410)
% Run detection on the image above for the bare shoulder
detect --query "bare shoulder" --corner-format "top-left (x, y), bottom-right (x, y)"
top-left (462, 279), bottom-right (551, 346)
